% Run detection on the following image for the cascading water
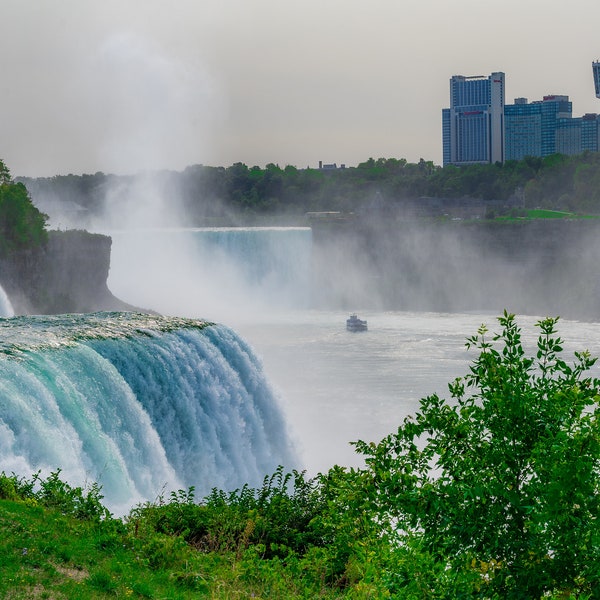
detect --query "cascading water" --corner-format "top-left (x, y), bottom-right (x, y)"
top-left (0, 284), bottom-right (14, 318)
top-left (0, 312), bottom-right (297, 514)
top-left (106, 227), bottom-right (313, 322)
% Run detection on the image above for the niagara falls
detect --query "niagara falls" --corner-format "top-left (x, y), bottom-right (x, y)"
top-left (0, 311), bottom-right (296, 514)
top-left (3, 2), bottom-right (600, 593)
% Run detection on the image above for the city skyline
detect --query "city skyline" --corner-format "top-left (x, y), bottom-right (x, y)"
top-left (2, 1), bottom-right (600, 177)
top-left (443, 70), bottom-right (600, 167)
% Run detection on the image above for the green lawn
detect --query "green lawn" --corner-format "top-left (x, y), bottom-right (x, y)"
top-left (525, 208), bottom-right (575, 218)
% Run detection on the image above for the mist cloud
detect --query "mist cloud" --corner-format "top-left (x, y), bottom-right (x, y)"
top-left (74, 31), bottom-right (224, 175)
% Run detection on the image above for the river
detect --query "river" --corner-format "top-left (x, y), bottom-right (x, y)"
top-left (106, 227), bottom-right (600, 477)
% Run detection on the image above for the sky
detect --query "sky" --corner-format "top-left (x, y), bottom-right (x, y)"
top-left (3, 0), bottom-right (600, 177)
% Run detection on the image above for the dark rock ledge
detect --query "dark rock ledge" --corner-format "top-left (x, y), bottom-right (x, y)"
top-left (0, 230), bottom-right (140, 315)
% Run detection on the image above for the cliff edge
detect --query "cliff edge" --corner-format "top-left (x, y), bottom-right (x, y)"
top-left (0, 230), bottom-right (138, 315)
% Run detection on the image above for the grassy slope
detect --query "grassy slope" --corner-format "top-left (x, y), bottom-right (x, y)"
top-left (0, 499), bottom-right (171, 599)
top-left (0, 499), bottom-right (345, 600)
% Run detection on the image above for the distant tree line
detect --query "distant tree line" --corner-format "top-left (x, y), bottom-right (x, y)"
top-left (17, 151), bottom-right (600, 225)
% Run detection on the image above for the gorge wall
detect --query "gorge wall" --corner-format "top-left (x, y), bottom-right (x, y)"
top-left (2, 220), bottom-right (600, 321)
top-left (0, 230), bottom-right (136, 315)
top-left (311, 218), bottom-right (600, 321)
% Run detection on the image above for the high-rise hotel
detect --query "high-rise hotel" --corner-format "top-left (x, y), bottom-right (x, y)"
top-left (505, 95), bottom-right (572, 160)
top-left (442, 73), bottom-right (505, 166)
top-left (442, 65), bottom-right (600, 166)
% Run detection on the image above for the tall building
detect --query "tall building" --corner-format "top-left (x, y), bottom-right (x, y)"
top-left (504, 95), bottom-right (572, 161)
top-left (504, 95), bottom-right (600, 160)
top-left (442, 72), bottom-right (505, 166)
top-left (580, 113), bottom-right (600, 152)
top-left (593, 61), bottom-right (600, 99)
top-left (442, 65), bottom-right (600, 165)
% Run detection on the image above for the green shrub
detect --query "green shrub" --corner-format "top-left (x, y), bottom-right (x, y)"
top-left (130, 466), bottom-right (328, 560)
top-left (140, 533), bottom-right (190, 570)
top-left (0, 472), bottom-right (36, 501)
top-left (33, 470), bottom-right (111, 522)
top-left (201, 466), bottom-right (327, 557)
top-left (351, 312), bottom-right (600, 597)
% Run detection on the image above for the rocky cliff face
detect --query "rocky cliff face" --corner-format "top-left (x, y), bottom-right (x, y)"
top-left (0, 230), bottom-right (137, 315)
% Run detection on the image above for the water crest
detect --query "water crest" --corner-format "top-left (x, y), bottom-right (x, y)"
top-left (0, 312), bottom-right (296, 514)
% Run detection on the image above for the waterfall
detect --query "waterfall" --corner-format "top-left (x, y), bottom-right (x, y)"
top-left (0, 312), bottom-right (296, 514)
top-left (106, 227), bottom-right (313, 321)
top-left (0, 284), bottom-right (14, 317)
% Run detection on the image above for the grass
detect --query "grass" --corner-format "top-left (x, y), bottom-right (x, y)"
top-left (0, 477), bottom-right (349, 599)
top-left (0, 499), bottom-right (166, 599)
top-left (490, 208), bottom-right (600, 222)
top-left (525, 208), bottom-right (575, 218)
top-left (0, 498), bottom-right (322, 599)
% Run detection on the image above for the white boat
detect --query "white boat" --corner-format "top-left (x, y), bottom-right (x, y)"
top-left (346, 313), bottom-right (367, 332)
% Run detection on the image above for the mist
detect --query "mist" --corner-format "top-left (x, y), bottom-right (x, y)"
top-left (305, 214), bottom-right (600, 322)
top-left (29, 165), bottom-right (600, 324)
top-left (76, 31), bottom-right (223, 176)
top-left (18, 25), bottom-right (600, 324)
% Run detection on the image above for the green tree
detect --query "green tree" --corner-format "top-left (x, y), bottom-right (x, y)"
top-left (0, 160), bottom-right (47, 254)
top-left (352, 312), bottom-right (600, 598)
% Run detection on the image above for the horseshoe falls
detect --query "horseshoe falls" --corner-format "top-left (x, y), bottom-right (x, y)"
top-left (0, 312), bottom-right (297, 514)
top-left (106, 227), bottom-right (313, 323)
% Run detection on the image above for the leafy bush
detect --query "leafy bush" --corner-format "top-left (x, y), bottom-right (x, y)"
top-left (0, 469), bottom-right (112, 524)
top-left (0, 472), bottom-right (36, 501)
top-left (129, 466), bottom-right (327, 560)
top-left (32, 470), bottom-right (111, 522)
top-left (351, 312), bottom-right (600, 597)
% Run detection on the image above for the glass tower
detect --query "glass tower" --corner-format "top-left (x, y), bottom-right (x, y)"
top-left (581, 113), bottom-right (600, 152)
top-left (504, 95), bottom-right (600, 160)
top-left (593, 61), bottom-right (600, 99)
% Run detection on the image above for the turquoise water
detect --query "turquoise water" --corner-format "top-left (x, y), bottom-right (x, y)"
top-left (0, 312), bottom-right (296, 514)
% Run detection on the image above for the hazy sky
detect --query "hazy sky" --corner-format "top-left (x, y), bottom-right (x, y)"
top-left (3, 0), bottom-right (600, 177)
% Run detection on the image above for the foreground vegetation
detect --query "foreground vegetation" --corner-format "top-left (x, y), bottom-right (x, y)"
top-left (1, 313), bottom-right (599, 598)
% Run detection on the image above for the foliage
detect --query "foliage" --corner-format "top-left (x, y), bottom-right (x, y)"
top-left (32, 469), bottom-right (111, 522)
top-left (129, 466), bottom-right (328, 560)
top-left (353, 311), bottom-right (600, 597)
top-left (0, 469), bottom-right (111, 522)
top-left (20, 151), bottom-right (600, 226)
top-left (0, 470), bottom-right (341, 598)
top-left (1, 314), bottom-right (599, 597)
top-left (0, 159), bottom-right (47, 255)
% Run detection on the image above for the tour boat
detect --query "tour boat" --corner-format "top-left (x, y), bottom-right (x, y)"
top-left (346, 313), bottom-right (367, 332)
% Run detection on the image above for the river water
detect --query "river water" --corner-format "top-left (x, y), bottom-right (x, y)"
top-left (106, 227), bottom-right (600, 477)
top-left (236, 310), bottom-right (600, 475)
